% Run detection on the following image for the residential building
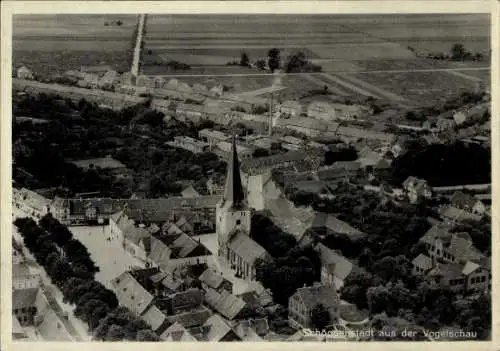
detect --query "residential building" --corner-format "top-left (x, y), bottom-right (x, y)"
top-left (310, 212), bottom-right (366, 241)
top-left (449, 191), bottom-right (487, 215)
top-left (198, 129), bottom-right (231, 149)
top-left (238, 281), bottom-right (273, 307)
top-left (439, 205), bottom-right (483, 224)
top-left (167, 136), bottom-right (210, 154)
top-left (195, 314), bottom-right (242, 341)
top-left (17, 66), bottom-right (34, 80)
top-left (181, 185), bottom-right (200, 198)
top-left (276, 117), bottom-right (332, 137)
top-left (109, 211), bottom-right (151, 262)
top-left (279, 135), bottom-right (304, 151)
top-left (307, 101), bottom-right (336, 121)
top-left (214, 141), bottom-right (253, 162)
top-left (402, 176), bottom-right (433, 204)
top-left (160, 322), bottom-right (197, 341)
top-left (216, 135), bottom-right (269, 281)
top-left (12, 288), bottom-right (40, 326)
top-left (288, 283), bottom-right (340, 329)
top-left (315, 243), bottom-right (358, 291)
top-left (280, 100), bottom-right (302, 118)
top-left (13, 263), bottom-right (41, 290)
top-left (453, 104), bottom-right (490, 126)
top-left (316, 161), bottom-right (361, 183)
top-left (148, 231), bottom-right (212, 269)
top-left (13, 187), bottom-right (51, 217)
top-left (199, 268), bottom-right (233, 293)
top-left (205, 288), bottom-right (247, 321)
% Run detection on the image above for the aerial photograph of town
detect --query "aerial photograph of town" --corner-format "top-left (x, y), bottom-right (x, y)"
top-left (9, 11), bottom-right (492, 342)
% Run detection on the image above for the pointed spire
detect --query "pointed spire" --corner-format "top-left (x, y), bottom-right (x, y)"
top-left (223, 130), bottom-right (246, 209)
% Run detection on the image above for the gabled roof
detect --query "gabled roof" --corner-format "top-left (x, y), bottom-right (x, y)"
top-left (111, 271), bottom-right (154, 315)
top-left (447, 235), bottom-right (485, 263)
top-left (450, 191), bottom-right (480, 210)
top-left (199, 268), bottom-right (229, 290)
top-left (12, 288), bottom-right (39, 309)
top-left (141, 304), bottom-right (167, 331)
top-left (462, 261), bottom-right (481, 276)
top-left (233, 321), bottom-right (263, 341)
top-left (315, 243), bottom-right (354, 280)
top-left (411, 254), bottom-right (433, 271)
top-left (202, 314), bottom-right (240, 341)
top-left (227, 232), bottom-right (268, 266)
top-left (427, 263), bottom-right (464, 279)
top-left (293, 283), bottom-right (339, 310)
top-left (312, 213), bottom-right (366, 240)
top-left (160, 321), bottom-right (197, 341)
top-left (167, 305), bottom-right (212, 328)
top-left (420, 224), bottom-right (453, 245)
top-left (181, 185), bottom-right (201, 199)
top-left (12, 315), bottom-right (26, 338)
top-left (205, 288), bottom-right (247, 320)
top-left (440, 205), bottom-right (482, 222)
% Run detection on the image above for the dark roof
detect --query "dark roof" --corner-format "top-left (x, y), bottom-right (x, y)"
top-left (199, 268), bottom-right (229, 290)
top-left (450, 191), bottom-right (480, 210)
top-left (315, 243), bottom-right (355, 280)
top-left (167, 305), bottom-right (212, 328)
top-left (312, 213), bottom-right (366, 240)
top-left (12, 288), bottom-right (39, 310)
top-left (221, 133), bottom-right (246, 210)
top-left (227, 231), bottom-right (268, 265)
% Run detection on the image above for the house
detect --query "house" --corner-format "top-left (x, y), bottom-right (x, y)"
top-left (279, 135), bottom-right (304, 151)
top-left (148, 232), bottom-right (212, 270)
top-left (111, 271), bottom-right (168, 332)
top-left (280, 100), bottom-right (302, 118)
top-left (402, 176), bottom-right (433, 204)
top-left (449, 191), bottom-right (487, 215)
top-left (233, 318), bottom-right (270, 341)
top-left (426, 259), bottom-right (491, 294)
top-left (436, 116), bottom-right (455, 131)
top-left (315, 243), bottom-right (357, 291)
top-left (240, 281), bottom-right (273, 307)
top-left (307, 101), bottom-right (336, 121)
top-left (411, 253), bottom-right (434, 275)
top-left (198, 129), bottom-right (231, 149)
top-left (160, 321), bottom-right (197, 341)
top-left (276, 117), bottom-right (332, 137)
top-left (199, 268), bottom-right (233, 293)
top-left (109, 211), bottom-right (151, 262)
top-left (316, 161), bottom-right (361, 183)
top-left (439, 205), bottom-right (483, 224)
top-left (12, 288), bottom-right (40, 326)
top-left (310, 212), bottom-right (366, 241)
top-left (167, 136), bottom-right (210, 154)
top-left (17, 66), bottom-right (34, 80)
top-left (288, 283), bottom-right (340, 329)
top-left (181, 185), bottom-right (200, 198)
top-left (357, 147), bottom-right (390, 170)
top-left (214, 141), bottom-right (253, 161)
top-left (205, 288), bottom-right (247, 321)
top-left (453, 104), bottom-right (490, 126)
top-left (13, 187), bottom-right (51, 217)
top-left (336, 126), bottom-right (396, 145)
top-left (13, 263), bottom-right (41, 290)
top-left (196, 314), bottom-right (241, 341)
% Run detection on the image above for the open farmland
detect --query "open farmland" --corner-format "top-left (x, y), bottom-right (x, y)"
top-left (13, 14), bottom-right (137, 76)
top-left (352, 71), bottom-right (480, 106)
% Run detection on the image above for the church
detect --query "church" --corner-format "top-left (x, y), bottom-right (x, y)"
top-left (216, 134), bottom-right (269, 281)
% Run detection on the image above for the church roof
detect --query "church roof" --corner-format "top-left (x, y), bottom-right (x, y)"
top-left (222, 133), bottom-right (246, 210)
top-left (228, 231), bottom-right (268, 265)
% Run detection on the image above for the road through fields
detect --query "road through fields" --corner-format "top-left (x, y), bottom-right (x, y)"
top-left (146, 66), bottom-right (490, 78)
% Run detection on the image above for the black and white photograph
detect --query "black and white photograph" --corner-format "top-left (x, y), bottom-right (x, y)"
top-left (2, 1), bottom-right (496, 346)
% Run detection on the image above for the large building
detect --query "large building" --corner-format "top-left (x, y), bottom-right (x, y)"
top-left (216, 134), bottom-right (269, 281)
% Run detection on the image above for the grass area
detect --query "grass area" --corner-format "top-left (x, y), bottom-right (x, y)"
top-left (13, 14), bottom-right (136, 76)
top-left (13, 50), bottom-right (131, 77)
top-left (141, 64), bottom-right (256, 76)
top-left (353, 71), bottom-right (480, 105)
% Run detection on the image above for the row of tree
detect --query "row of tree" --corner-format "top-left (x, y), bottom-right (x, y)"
top-left (14, 216), bottom-right (159, 341)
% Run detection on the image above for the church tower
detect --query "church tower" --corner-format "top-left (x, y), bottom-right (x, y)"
top-left (216, 133), bottom-right (251, 260)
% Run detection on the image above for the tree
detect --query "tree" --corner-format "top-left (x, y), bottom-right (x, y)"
top-left (240, 52), bottom-right (250, 67)
top-left (450, 43), bottom-right (467, 60)
top-left (252, 148), bottom-right (270, 158)
top-left (367, 285), bottom-right (391, 315)
top-left (136, 330), bottom-right (160, 341)
top-left (116, 20), bottom-right (123, 26)
top-left (311, 304), bottom-right (331, 330)
top-left (255, 59), bottom-right (266, 70)
top-left (267, 48), bottom-right (281, 73)
top-left (106, 324), bottom-right (127, 341)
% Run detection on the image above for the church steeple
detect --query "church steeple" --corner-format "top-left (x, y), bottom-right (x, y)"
top-left (223, 131), bottom-right (246, 210)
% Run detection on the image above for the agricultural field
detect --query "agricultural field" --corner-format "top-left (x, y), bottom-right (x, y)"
top-left (352, 71), bottom-right (480, 106)
top-left (13, 14), bottom-right (137, 77)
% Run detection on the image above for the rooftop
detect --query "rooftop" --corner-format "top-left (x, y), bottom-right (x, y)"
top-left (70, 157), bottom-right (126, 170)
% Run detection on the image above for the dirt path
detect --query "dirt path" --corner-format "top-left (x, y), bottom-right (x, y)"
top-left (302, 74), bottom-right (349, 96)
top-left (339, 74), bottom-right (407, 103)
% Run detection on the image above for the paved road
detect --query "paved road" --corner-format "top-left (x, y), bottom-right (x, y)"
top-left (146, 66), bottom-right (490, 78)
top-left (131, 14), bottom-right (146, 77)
